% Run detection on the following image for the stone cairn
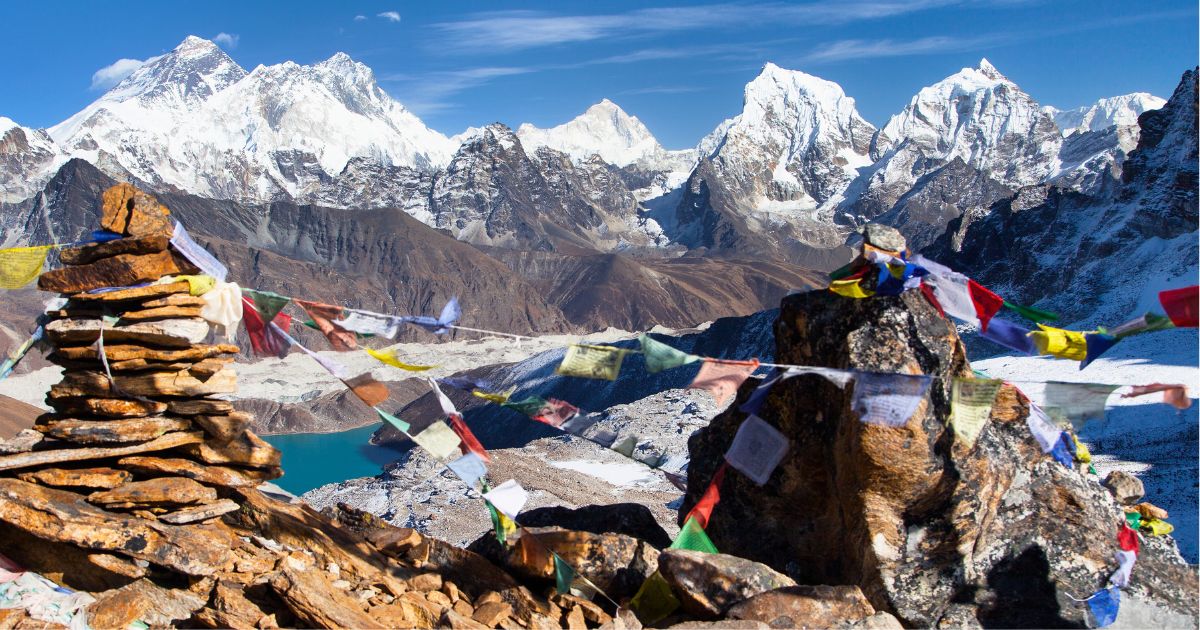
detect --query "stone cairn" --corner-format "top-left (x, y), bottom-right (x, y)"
top-left (0, 184), bottom-right (639, 629)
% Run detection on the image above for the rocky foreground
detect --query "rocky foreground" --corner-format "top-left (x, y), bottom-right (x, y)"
top-left (0, 185), bottom-right (1196, 629)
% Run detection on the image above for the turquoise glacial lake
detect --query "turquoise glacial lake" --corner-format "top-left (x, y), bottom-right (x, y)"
top-left (262, 423), bottom-right (408, 495)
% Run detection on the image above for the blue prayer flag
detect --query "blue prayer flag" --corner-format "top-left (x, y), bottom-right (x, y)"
top-left (1081, 333), bottom-right (1119, 370)
top-left (1089, 587), bottom-right (1120, 627)
top-left (980, 318), bottom-right (1035, 355)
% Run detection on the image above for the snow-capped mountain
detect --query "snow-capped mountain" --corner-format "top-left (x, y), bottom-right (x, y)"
top-left (47, 36), bottom-right (454, 204)
top-left (0, 118), bottom-right (67, 205)
top-left (516, 99), bottom-right (684, 168)
top-left (1046, 93), bottom-right (1166, 136)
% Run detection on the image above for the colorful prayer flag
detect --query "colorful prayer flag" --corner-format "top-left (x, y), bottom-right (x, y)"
top-left (1081, 333), bottom-right (1119, 369)
top-left (199, 281), bottom-right (243, 341)
top-left (629, 571), bottom-right (680, 625)
top-left (1117, 524), bottom-right (1140, 553)
top-left (241, 297), bottom-right (293, 359)
top-left (829, 274), bottom-right (875, 298)
top-left (1088, 587), bottom-right (1120, 628)
top-left (1050, 432), bottom-right (1075, 468)
top-left (1003, 301), bottom-right (1059, 323)
top-left (502, 396), bottom-right (550, 417)
top-left (851, 373), bottom-right (932, 427)
top-left (1110, 549), bottom-right (1136, 588)
top-left (375, 407), bottom-right (410, 433)
top-left (0, 245), bottom-right (52, 289)
top-left (1025, 381), bottom-right (1118, 430)
top-left (556, 344), bottom-right (628, 380)
top-left (980, 318), bottom-right (1035, 355)
top-left (638, 334), bottom-right (699, 373)
top-left (295, 299), bottom-right (357, 351)
top-left (428, 378), bottom-right (459, 417)
top-left (739, 368), bottom-right (785, 415)
top-left (685, 462), bottom-right (726, 529)
top-left (1107, 312), bottom-right (1175, 338)
top-left (448, 413), bottom-right (490, 463)
top-left (170, 222), bottom-right (227, 281)
top-left (670, 516), bottom-right (718, 553)
top-left (1072, 435), bottom-right (1092, 463)
top-left (482, 479), bottom-right (528, 520)
top-left (1122, 383), bottom-right (1192, 410)
top-left (1029, 324), bottom-right (1088, 361)
top-left (950, 378), bottom-right (1003, 447)
top-left (782, 366), bottom-right (855, 388)
top-left (1025, 403), bottom-right (1064, 454)
top-left (447, 452), bottom-right (488, 487)
top-left (553, 554), bottom-right (577, 596)
top-left (410, 421), bottom-right (462, 460)
top-left (365, 347), bottom-right (437, 371)
top-left (534, 398), bottom-right (579, 427)
top-left (689, 359), bottom-right (759, 406)
top-left (401, 297), bottom-right (461, 334)
top-left (724, 415), bottom-right (789, 485)
top-left (342, 373), bottom-right (389, 406)
top-left (1159, 285), bottom-right (1198, 327)
top-left (335, 309), bottom-right (404, 339)
top-left (242, 289), bottom-right (290, 323)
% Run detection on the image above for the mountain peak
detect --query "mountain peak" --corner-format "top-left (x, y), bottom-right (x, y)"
top-left (516, 99), bottom-right (663, 167)
top-left (175, 35), bottom-right (219, 53)
top-left (977, 58), bottom-right (1002, 77)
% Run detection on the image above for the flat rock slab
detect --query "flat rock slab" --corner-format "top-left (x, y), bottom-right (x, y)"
top-left (50, 367), bottom-right (237, 399)
top-left (100, 183), bottom-right (173, 237)
top-left (0, 429), bottom-right (43, 454)
top-left (16, 467), bottom-right (133, 490)
top-left (727, 585), bottom-right (876, 628)
top-left (36, 416), bottom-right (192, 444)
top-left (194, 412), bottom-right (252, 444)
top-left (48, 397), bottom-right (167, 418)
top-left (160, 498), bottom-right (240, 524)
top-left (39, 250), bottom-right (191, 294)
top-left (46, 317), bottom-right (210, 348)
top-left (140, 293), bottom-right (206, 308)
top-left (55, 342), bottom-right (238, 363)
top-left (185, 431), bottom-right (282, 469)
top-left (87, 578), bottom-right (207, 629)
top-left (70, 356), bottom-right (232, 374)
top-left (0, 431), bottom-right (203, 472)
top-left (270, 566), bottom-right (378, 629)
top-left (59, 235), bottom-right (169, 266)
top-left (658, 549), bottom-right (797, 618)
top-left (68, 280), bottom-right (189, 303)
top-left (88, 477), bottom-right (218, 509)
top-left (167, 398), bottom-right (236, 416)
top-left (0, 478), bottom-right (228, 575)
top-left (118, 305), bottom-right (205, 321)
top-left (118, 456), bottom-right (273, 488)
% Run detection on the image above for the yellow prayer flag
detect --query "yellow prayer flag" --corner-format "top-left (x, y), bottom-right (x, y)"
top-left (629, 571), bottom-right (680, 625)
top-left (366, 347), bottom-right (437, 371)
top-left (1028, 324), bottom-right (1088, 361)
top-left (829, 277), bottom-right (874, 298)
top-left (0, 245), bottom-right (52, 289)
top-left (163, 274), bottom-right (217, 296)
top-left (1071, 434), bottom-right (1092, 463)
top-left (950, 378), bottom-right (1003, 447)
top-left (472, 386), bottom-right (516, 404)
top-left (556, 344), bottom-right (627, 380)
top-left (1141, 518), bottom-right (1174, 536)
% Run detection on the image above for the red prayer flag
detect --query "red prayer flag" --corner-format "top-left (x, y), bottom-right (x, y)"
top-left (689, 359), bottom-right (759, 406)
top-left (686, 462), bottom-right (727, 529)
top-left (534, 398), bottom-right (579, 427)
top-left (448, 413), bottom-right (490, 463)
top-left (295, 299), bottom-right (357, 351)
top-left (920, 282), bottom-right (946, 318)
top-left (1122, 383), bottom-right (1192, 410)
top-left (1159, 285), bottom-right (1198, 327)
top-left (1117, 524), bottom-right (1140, 553)
top-left (967, 280), bottom-right (1005, 332)
top-left (241, 297), bottom-right (292, 358)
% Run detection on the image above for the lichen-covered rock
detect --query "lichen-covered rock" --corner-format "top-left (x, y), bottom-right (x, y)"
top-left (1102, 470), bottom-right (1145, 505)
top-left (682, 289), bottom-right (1199, 627)
top-left (726, 585), bottom-right (875, 628)
top-left (657, 549), bottom-right (796, 618)
top-left (38, 251), bottom-right (192, 293)
top-left (35, 416), bottom-right (192, 444)
top-left (16, 466), bottom-right (132, 490)
top-left (87, 477), bottom-right (219, 510)
top-left (45, 317), bottom-right (211, 348)
top-left (480, 526), bottom-right (659, 599)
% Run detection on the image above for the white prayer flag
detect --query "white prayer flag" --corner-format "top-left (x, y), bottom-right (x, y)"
top-left (1109, 549), bottom-right (1137, 588)
top-left (447, 453), bottom-right (488, 487)
top-left (724, 415), bottom-right (789, 485)
top-left (921, 270), bottom-right (978, 325)
top-left (482, 479), bottom-right (529, 520)
top-left (851, 373), bottom-right (932, 427)
top-left (428, 378), bottom-right (458, 417)
top-left (170, 222), bottom-right (227, 281)
top-left (411, 421), bottom-right (462, 460)
top-left (335, 309), bottom-right (404, 339)
top-left (1025, 403), bottom-right (1063, 453)
top-left (782, 366), bottom-right (855, 388)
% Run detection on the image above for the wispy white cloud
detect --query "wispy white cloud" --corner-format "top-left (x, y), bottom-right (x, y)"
top-left (384, 66), bottom-right (534, 114)
top-left (432, 2), bottom-right (957, 53)
top-left (354, 14), bottom-right (367, 22)
top-left (803, 35), bottom-right (1002, 62)
top-left (377, 11), bottom-right (401, 23)
top-left (90, 58), bottom-right (147, 90)
top-left (213, 32), bottom-right (239, 49)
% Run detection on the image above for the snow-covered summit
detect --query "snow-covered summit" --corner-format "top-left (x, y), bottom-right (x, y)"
top-left (517, 99), bottom-right (666, 167)
top-left (1046, 93), bottom-right (1166, 136)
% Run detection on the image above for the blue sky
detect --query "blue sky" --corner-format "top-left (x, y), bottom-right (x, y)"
top-left (1, 1), bottom-right (1195, 148)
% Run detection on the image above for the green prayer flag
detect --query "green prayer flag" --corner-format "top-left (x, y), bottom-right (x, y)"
top-left (1003, 301), bottom-right (1059, 323)
top-left (243, 288), bottom-right (291, 323)
top-left (502, 396), bottom-right (549, 417)
top-left (670, 517), bottom-right (718, 554)
top-left (638, 334), bottom-right (699, 374)
top-left (375, 407), bottom-right (410, 433)
top-left (1125, 511), bottom-right (1142, 529)
top-left (827, 260), bottom-right (858, 282)
top-left (553, 554), bottom-right (576, 595)
top-left (1088, 464), bottom-right (1098, 476)
top-left (629, 571), bottom-right (680, 625)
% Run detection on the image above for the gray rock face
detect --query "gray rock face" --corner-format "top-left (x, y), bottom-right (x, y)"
top-left (681, 289), bottom-right (1198, 627)
top-left (658, 549), bottom-right (797, 618)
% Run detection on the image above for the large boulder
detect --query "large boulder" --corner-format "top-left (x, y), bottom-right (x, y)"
top-left (682, 289), bottom-right (1199, 627)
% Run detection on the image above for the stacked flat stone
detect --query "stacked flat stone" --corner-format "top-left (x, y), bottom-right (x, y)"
top-left (0, 183), bottom-right (280, 573)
